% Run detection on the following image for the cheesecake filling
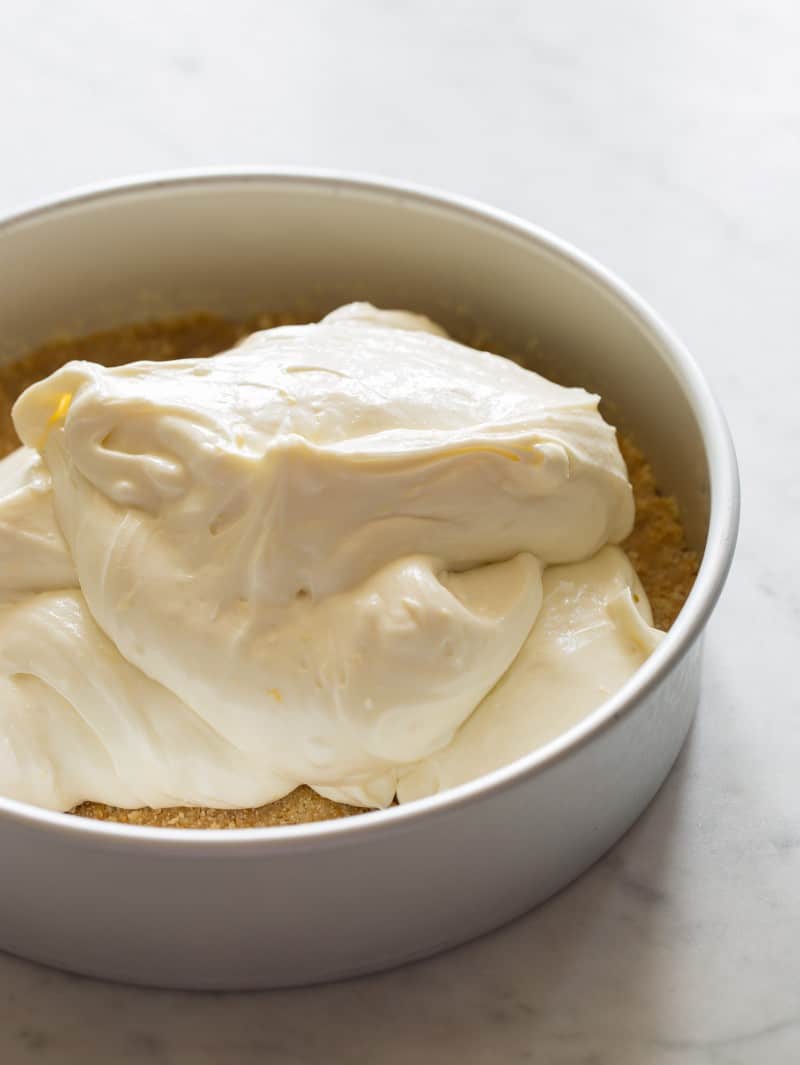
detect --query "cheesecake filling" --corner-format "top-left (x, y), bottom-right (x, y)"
top-left (0, 305), bottom-right (661, 811)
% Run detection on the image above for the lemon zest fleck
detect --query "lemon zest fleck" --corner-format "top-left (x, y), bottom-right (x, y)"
top-left (38, 392), bottom-right (73, 448)
top-left (48, 392), bottom-right (73, 426)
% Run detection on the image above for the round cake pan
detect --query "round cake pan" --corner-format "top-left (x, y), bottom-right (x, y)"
top-left (0, 171), bottom-right (739, 989)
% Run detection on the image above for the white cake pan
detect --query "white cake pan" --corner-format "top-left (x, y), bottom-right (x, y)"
top-left (0, 171), bottom-right (738, 989)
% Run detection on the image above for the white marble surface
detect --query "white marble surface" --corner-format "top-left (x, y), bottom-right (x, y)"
top-left (0, 1), bottom-right (797, 1061)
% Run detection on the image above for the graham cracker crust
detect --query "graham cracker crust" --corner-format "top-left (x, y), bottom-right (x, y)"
top-left (0, 313), bottom-right (698, 829)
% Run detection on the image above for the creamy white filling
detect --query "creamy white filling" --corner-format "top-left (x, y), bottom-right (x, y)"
top-left (397, 546), bottom-right (664, 802)
top-left (0, 447), bottom-right (76, 591)
top-left (0, 305), bottom-right (663, 812)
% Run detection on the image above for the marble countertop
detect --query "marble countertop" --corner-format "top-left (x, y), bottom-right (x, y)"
top-left (1, 1), bottom-right (797, 1061)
